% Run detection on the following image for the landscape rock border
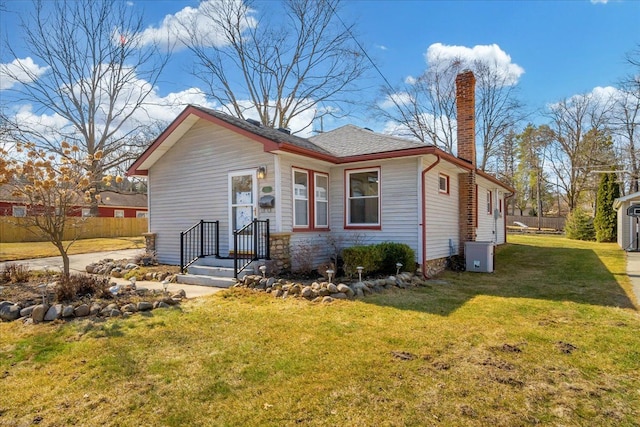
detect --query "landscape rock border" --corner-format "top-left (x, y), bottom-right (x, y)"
top-left (235, 272), bottom-right (432, 302)
top-left (1, 287), bottom-right (187, 324)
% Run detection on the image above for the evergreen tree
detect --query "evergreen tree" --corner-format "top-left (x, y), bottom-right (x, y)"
top-left (565, 208), bottom-right (595, 241)
top-left (594, 173), bottom-right (620, 242)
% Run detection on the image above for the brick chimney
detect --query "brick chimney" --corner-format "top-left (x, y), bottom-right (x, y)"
top-left (456, 70), bottom-right (476, 165)
top-left (456, 70), bottom-right (477, 250)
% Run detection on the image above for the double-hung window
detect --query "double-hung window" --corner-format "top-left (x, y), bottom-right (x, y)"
top-left (487, 190), bottom-right (493, 215)
top-left (346, 168), bottom-right (380, 228)
top-left (293, 168), bottom-right (329, 230)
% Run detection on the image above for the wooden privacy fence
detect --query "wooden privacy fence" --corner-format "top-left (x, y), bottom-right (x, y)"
top-left (506, 215), bottom-right (565, 231)
top-left (0, 217), bottom-right (148, 243)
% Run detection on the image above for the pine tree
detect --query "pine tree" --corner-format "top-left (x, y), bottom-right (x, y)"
top-left (594, 173), bottom-right (620, 242)
top-left (565, 208), bottom-right (596, 241)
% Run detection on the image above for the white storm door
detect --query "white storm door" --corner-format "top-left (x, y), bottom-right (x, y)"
top-left (228, 170), bottom-right (258, 252)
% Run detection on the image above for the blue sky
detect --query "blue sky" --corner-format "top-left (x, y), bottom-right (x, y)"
top-left (1, 0), bottom-right (639, 136)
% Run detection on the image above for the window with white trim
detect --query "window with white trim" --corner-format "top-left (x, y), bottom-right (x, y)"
top-left (487, 190), bottom-right (493, 215)
top-left (82, 208), bottom-right (91, 217)
top-left (346, 168), bottom-right (380, 226)
top-left (293, 170), bottom-right (309, 227)
top-left (438, 174), bottom-right (449, 194)
top-left (314, 174), bottom-right (329, 228)
top-left (12, 206), bottom-right (26, 217)
top-left (136, 211), bottom-right (148, 218)
top-left (293, 169), bottom-right (329, 229)
top-left (114, 210), bottom-right (125, 218)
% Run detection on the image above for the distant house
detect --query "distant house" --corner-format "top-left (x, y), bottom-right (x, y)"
top-left (0, 185), bottom-right (147, 218)
top-left (128, 71), bottom-right (513, 277)
top-left (614, 191), bottom-right (640, 251)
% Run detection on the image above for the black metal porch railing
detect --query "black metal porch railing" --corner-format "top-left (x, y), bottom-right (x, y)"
top-left (233, 218), bottom-right (270, 278)
top-left (180, 220), bottom-right (220, 273)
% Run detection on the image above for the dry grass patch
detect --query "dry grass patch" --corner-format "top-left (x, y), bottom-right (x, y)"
top-left (0, 237), bottom-right (144, 261)
top-left (0, 235), bottom-right (639, 426)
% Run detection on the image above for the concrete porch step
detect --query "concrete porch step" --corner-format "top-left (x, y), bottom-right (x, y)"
top-left (188, 265), bottom-right (237, 278)
top-left (176, 274), bottom-right (236, 288)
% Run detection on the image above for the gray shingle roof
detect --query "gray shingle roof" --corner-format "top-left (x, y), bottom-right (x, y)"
top-left (191, 105), bottom-right (334, 156)
top-left (309, 124), bottom-right (431, 157)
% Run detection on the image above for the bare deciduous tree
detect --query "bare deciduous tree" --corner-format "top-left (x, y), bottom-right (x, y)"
top-left (375, 57), bottom-right (524, 171)
top-left (179, 0), bottom-right (368, 132)
top-left (613, 45), bottom-right (640, 194)
top-left (376, 57), bottom-right (460, 153)
top-left (545, 93), bottom-right (615, 212)
top-left (1, 0), bottom-right (168, 213)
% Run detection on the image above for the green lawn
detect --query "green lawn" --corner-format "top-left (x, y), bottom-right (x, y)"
top-left (0, 237), bottom-right (145, 261)
top-left (1, 235), bottom-right (639, 426)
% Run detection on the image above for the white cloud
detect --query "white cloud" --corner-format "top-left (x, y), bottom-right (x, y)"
top-left (425, 43), bottom-right (525, 85)
top-left (590, 0), bottom-right (608, 4)
top-left (548, 85), bottom-right (619, 111)
top-left (404, 75), bottom-right (417, 85)
top-left (13, 104), bottom-right (72, 136)
top-left (375, 44), bottom-right (388, 51)
top-left (137, 0), bottom-right (257, 51)
top-left (6, 66), bottom-right (216, 142)
top-left (378, 92), bottom-right (414, 109)
top-left (0, 57), bottom-right (49, 90)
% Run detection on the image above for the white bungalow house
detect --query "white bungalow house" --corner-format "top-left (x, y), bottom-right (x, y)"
top-left (127, 71), bottom-right (513, 282)
top-left (614, 191), bottom-right (640, 251)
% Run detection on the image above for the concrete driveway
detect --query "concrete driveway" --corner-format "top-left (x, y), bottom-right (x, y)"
top-left (626, 251), bottom-right (640, 307)
top-left (0, 249), bottom-right (224, 298)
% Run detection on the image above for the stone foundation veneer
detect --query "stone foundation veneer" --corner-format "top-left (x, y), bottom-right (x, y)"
top-left (142, 232), bottom-right (156, 252)
top-left (423, 257), bottom-right (447, 278)
top-left (268, 232), bottom-right (291, 274)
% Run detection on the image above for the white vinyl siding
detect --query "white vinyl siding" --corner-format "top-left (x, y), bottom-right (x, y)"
top-left (475, 176), bottom-right (506, 245)
top-left (328, 158), bottom-right (420, 257)
top-left (148, 120), bottom-right (275, 265)
top-left (424, 160), bottom-right (460, 260)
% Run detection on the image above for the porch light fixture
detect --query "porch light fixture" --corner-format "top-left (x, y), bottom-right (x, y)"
top-left (396, 262), bottom-right (403, 275)
top-left (356, 266), bottom-right (364, 282)
top-left (257, 165), bottom-right (267, 179)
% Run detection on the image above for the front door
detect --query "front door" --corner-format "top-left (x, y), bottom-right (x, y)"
top-left (228, 170), bottom-right (258, 254)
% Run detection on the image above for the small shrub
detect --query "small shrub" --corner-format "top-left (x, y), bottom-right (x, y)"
top-left (291, 240), bottom-right (321, 276)
top-left (55, 274), bottom-right (111, 302)
top-left (342, 245), bottom-right (383, 277)
top-left (1, 263), bottom-right (31, 284)
top-left (377, 242), bottom-right (416, 274)
top-left (565, 209), bottom-right (595, 241)
top-left (135, 251), bottom-right (158, 266)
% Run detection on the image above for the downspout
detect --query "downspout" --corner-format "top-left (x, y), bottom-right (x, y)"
top-left (421, 155), bottom-right (441, 279)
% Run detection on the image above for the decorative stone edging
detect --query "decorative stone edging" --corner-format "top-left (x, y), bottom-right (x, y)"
top-left (235, 272), bottom-right (429, 302)
top-left (0, 287), bottom-right (186, 324)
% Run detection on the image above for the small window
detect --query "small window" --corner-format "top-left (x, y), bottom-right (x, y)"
top-left (12, 206), bottom-right (26, 217)
top-left (346, 168), bottom-right (380, 227)
top-left (315, 173), bottom-right (329, 228)
top-left (293, 170), bottom-right (309, 227)
top-left (136, 211), bottom-right (148, 218)
top-left (487, 190), bottom-right (493, 215)
top-left (114, 210), bottom-right (125, 218)
top-left (438, 174), bottom-right (449, 194)
top-left (82, 208), bottom-right (92, 217)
